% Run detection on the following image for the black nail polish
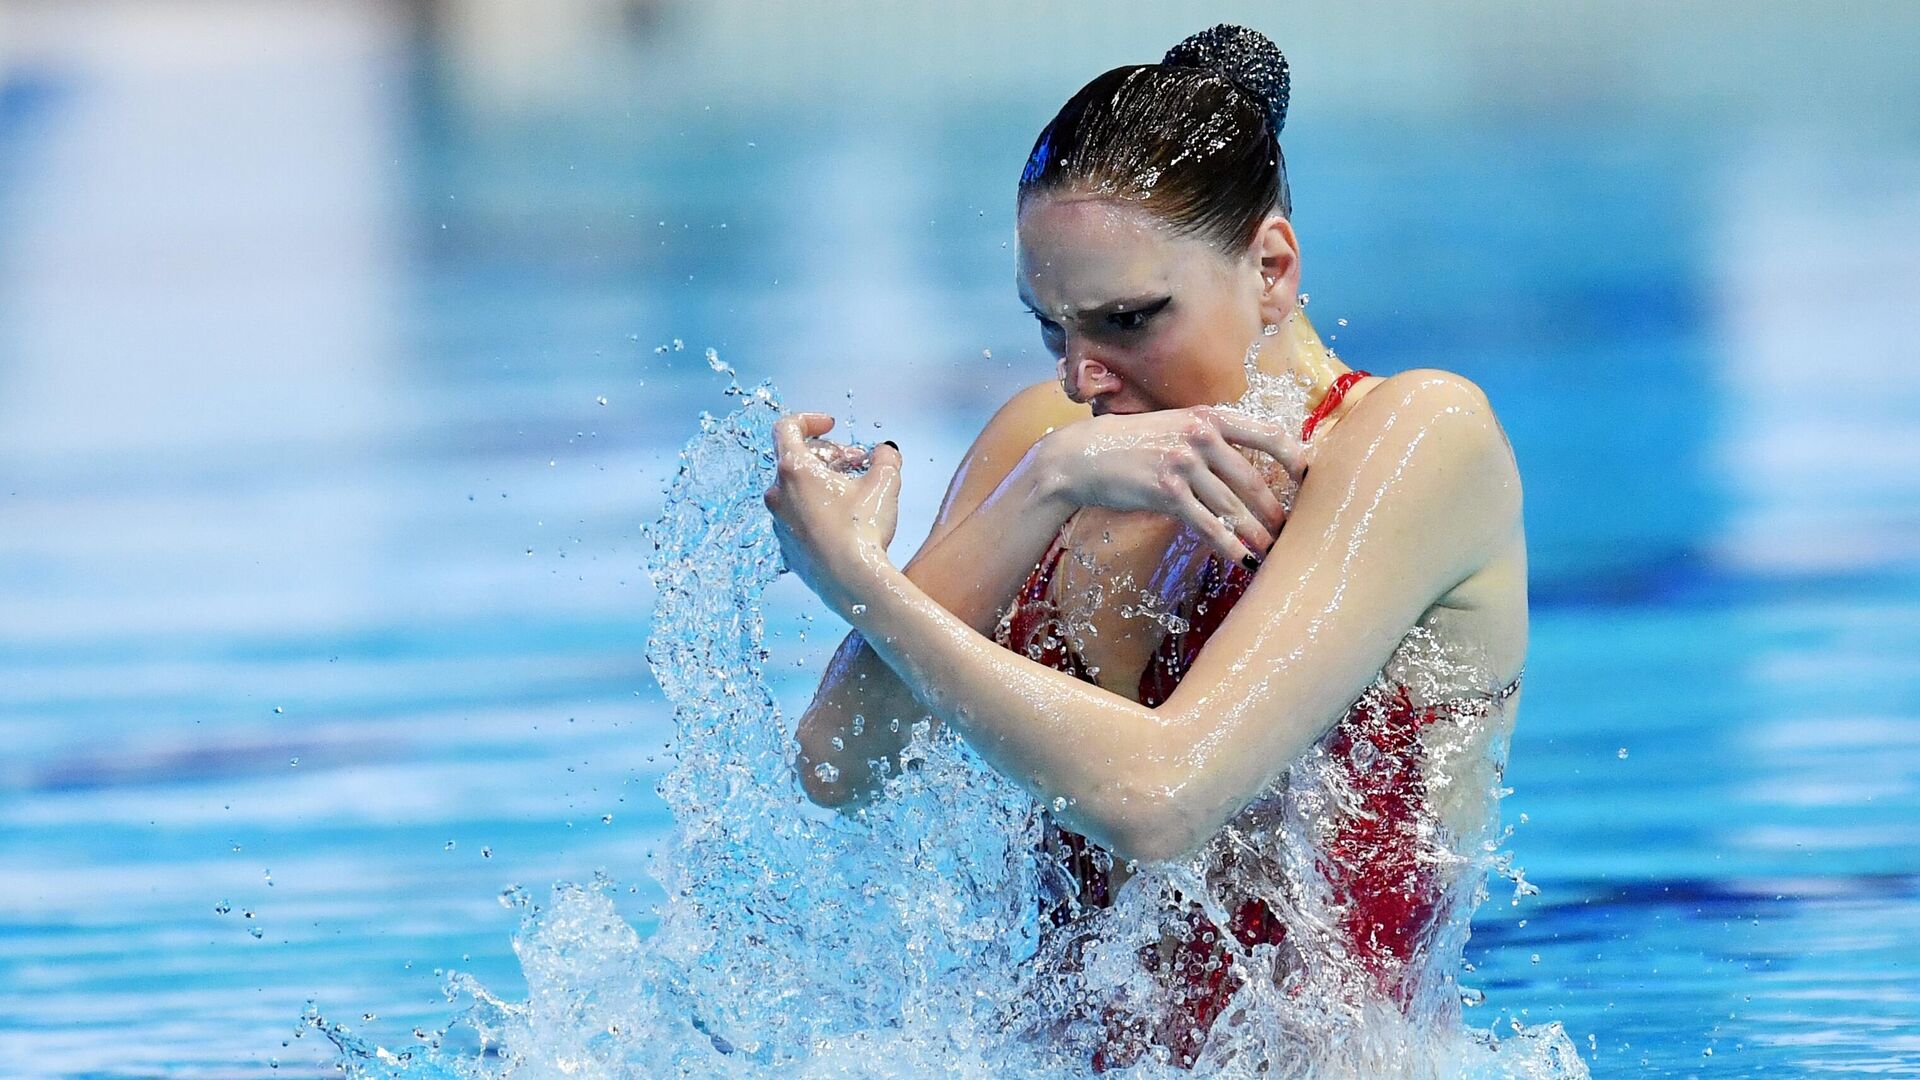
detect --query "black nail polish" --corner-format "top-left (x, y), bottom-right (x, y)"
top-left (881, 440), bottom-right (899, 450)
top-left (1241, 553), bottom-right (1262, 572)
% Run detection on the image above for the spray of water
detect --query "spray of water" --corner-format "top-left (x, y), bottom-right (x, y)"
top-left (317, 379), bottom-right (1586, 1079)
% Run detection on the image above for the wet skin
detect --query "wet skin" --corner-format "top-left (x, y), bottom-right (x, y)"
top-left (771, 193), bottom-right (1528, 864)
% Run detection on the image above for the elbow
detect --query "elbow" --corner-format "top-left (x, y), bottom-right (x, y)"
top-left (1082, 774), bottom-right (1209, 866)
top-left (793, 724), bottom-right (856, 809)
top-left (799, 765), bottom-right (846, 809)
top-left (1112, 813), bottom-right (1205, 865)
top-left (797, 732), bottom-right (891, 812)
top-left (796, 746), bottom-right (861, 810)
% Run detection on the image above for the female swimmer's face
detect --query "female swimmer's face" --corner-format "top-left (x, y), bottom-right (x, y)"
top-left (1015, 192), bottom-right (1298, 414)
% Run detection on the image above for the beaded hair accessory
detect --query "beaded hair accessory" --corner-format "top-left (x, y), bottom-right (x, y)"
top-left (1161, 23), bottom-right (1291, 139)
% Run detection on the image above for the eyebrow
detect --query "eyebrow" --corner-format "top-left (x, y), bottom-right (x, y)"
top-left (1020, 293), bottom-right (1172, 321)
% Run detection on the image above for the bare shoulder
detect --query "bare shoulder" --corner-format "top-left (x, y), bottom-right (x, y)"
top-left (1357, 367), bottom-right (1498, 421)
top-left (987, 379), bottom-right (1093, 442)
top-left (1308, 366), bottom-right (1522, 533)
top-left (925, 380), bottom-right (1090, 541)
top-left (1334, 368), bottom-right (1514, 471)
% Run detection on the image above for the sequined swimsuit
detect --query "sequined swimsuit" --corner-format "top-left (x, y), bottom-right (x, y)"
top-left (993, 372), bottom-right (1517, 1070)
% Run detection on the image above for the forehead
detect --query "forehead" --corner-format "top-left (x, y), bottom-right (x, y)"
top-left (1016, 194), bottom-right (1217, 313)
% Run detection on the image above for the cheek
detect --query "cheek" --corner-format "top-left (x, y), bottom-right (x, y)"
top-left (1141, 320), bottom-right (1245, 405)
top-left (1123, 341), bottom-right (1199, 405)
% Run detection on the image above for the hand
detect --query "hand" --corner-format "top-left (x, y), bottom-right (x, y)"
top-left (763, 412), bottom-right (903, 617)
top-left (1029, 405), bottom-right (1304, 565)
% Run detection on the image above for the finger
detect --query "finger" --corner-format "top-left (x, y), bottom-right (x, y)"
top-left (1183, 463), bottom-right (1275, 554)
top-left (1194, 434), bottom-right (1288, 535)
top-left (858, 440), bottom-right (903, 518)
top-left (1171, 490), bottom-right (1260, 567)
top-left (1209, 410), bottom-right (1305, 475)
top-left (808, 438), bottom-right (866, 471)
top-left (773, 412), bottom-right (837, 460)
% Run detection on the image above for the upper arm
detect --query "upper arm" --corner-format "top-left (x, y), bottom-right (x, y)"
top-left (913, 380), bottom-right (1088, 555)
top-left (1149, 370), bottom-right (1520, 849)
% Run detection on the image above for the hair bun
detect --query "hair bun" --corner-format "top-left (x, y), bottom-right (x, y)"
top-left (1162, 24), bottom-right (1290, 137)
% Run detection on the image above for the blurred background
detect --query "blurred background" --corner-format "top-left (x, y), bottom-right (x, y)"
top-left (2, 1), bottom-right (1918, 1076)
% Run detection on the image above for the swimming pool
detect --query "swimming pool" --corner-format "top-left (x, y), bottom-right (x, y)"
top-left (2, 6), bottom-right (1917, 1077)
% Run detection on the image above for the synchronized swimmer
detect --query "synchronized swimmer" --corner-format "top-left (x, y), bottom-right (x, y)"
top-left (763, 24), bottom-right (1529, 1071)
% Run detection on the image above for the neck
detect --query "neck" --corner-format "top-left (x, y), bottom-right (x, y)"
top-left (1253, 310), bottom-right (1350, 408)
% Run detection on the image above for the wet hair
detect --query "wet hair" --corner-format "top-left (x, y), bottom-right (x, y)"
top-left (1018, 24), bottom-right (1291, 255)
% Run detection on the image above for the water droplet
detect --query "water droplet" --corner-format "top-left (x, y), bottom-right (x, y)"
top-left (249, 925), bottom-right (264, 939)
top-left (272, 706), bottom-right (283, 714)
top-left (1617, 747), bottom-right (1629, 759)
top-left (1050, 796), bottom-right (1068, 812)
top-left (444, 840), bottom-right (456, 851)
top-left (214, 900), bottom-right (231, 914)
top-left (812, 761), bottom-right (840, 783)
top-left (1336, 317), bottom-right (1348, 327)
top-left (602, 814), bottom-right (615, 825)
top-left (849, 604), bottom-right (867, 615)
top-left (596, 395), bottom-right (609, 406)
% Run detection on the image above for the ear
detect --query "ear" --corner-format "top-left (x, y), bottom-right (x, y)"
top-left (1251, 214), bottom-right (1301, 325)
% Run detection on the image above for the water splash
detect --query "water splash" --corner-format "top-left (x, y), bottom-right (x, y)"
top-left (321, 384), bottom-right (1586, 1079)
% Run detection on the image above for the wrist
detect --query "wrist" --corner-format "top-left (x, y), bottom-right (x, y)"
top-left (1018, 433), bottom-right (1081, 519)
top-left (831, 538), bottom-right (896, 618)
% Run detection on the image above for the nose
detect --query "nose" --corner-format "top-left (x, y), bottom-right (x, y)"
top-left (1059, 339), bottom-right (1122, 404)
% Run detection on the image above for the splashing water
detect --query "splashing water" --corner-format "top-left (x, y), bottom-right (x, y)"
top-left (320, 382), bottom-right (1587, 1079)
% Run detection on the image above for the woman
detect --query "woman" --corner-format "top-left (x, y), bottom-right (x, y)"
top-left (764, 24), bottom-right (1527, 1072)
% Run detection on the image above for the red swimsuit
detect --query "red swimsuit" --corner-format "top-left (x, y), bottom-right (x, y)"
top-left (996, 372), bottom-right (1478, 1070)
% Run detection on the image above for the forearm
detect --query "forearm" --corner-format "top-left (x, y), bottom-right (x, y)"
top-left (898, 446), bottom-right (1078, 631)
top-left (795, 447), bottom-right (1079, 806)
top-left (844, 551), bottom-right (1188, 861)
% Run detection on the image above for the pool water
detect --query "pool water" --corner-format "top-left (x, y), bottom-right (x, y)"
top-left (3, 7), bottom-right (1918, 1077)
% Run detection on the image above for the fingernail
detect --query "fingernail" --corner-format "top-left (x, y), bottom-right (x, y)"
top-left (1241, 553), bottom-right (1262, 571)
top-left (881, 440), bottom-right (899, 450)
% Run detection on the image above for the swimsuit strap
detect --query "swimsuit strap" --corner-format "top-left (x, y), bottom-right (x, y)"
top-left (1299, 369), bottom-right (1373, 442)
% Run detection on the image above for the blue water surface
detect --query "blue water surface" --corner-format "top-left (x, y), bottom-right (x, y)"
top-left (2, 7), bottom-right (1917, 1077)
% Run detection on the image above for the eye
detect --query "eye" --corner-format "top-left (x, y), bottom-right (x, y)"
top-left (1105, 297), bottom-right (1170, 334)
top-left (1031, 313), bottom-right (1065, 353)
